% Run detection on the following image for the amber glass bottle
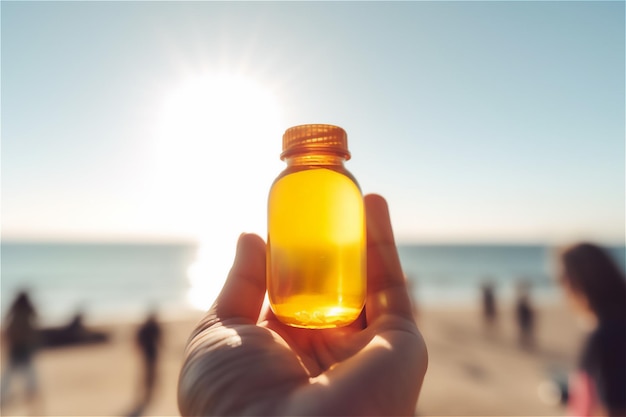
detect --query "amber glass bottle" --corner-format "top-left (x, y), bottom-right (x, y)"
top-left (267, 124), bottom-right (366, 329)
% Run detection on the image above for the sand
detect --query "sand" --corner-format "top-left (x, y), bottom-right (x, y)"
top-left (416, 302), bottom-right (585, 416)
top-left (0, 301), bottom-right (586, 416)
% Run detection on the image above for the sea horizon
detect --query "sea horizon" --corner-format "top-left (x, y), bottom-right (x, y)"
top-left (2, 240), bottom-right (624, 327)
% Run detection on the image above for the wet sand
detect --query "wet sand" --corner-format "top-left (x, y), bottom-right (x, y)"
top-left (1, 302), bottom-right (585, 416)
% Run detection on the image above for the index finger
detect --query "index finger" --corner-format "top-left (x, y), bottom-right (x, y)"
top-left (212, 233), bottom-right (267, 322)
top-left (364, 194), bottom-right (414, 322)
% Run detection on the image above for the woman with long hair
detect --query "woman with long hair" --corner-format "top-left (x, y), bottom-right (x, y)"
top-left (558, 243), bottom-right (626, 417)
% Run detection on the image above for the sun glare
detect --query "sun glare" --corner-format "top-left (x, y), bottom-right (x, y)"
top-left (152, 73), bottom-right (283, 310)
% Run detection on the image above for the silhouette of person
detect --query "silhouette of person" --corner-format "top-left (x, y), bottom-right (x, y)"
top-left (135, 311), bottom-right (161, 410)
top-left (558, 243), bottom-right (626, 417)
top-left (514, 280), bottom-right (535, 350)
top-left (66, 310), bottom-right (86, 337)
top-left (0, 290), bottom-right (40, 409)
top-left (177, 194), bottom-right (427, 416)
top-left (480, 280), bottom-right (497, 328)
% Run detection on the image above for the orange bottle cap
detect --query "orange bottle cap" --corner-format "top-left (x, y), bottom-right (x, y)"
top-left (281, 124), bottom-right (350, 160)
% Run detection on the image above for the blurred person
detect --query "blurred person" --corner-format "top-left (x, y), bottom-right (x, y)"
top-left (178, 194), bottom-right (428, 416)
top-left (558, 243), bottom-right (626, 417)
top-left (0, 290), bottom-right (40, 411)
top-left (515, 279), bottom-right (536, 350)
top-left (132, 310), bottom-right (162, 415)
top-left (38, 308), bottom-right (109, 348)
top-left (66, 309), bottom-right (86, 337)
top-left (480, 280), bottom-right (498, 329)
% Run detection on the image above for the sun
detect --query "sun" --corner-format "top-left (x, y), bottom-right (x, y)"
top-left (151, 72), bottom-right (283, 310)
top-left (159, 74), bottom-right (280, 142)
top-left (156, 73), bottom-right (282, 173)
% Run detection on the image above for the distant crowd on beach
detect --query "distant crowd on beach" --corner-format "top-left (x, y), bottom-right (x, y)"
top-left (478, 278), bottom-right (536, 350)
top-left (465, 243), bottom-right (624, 416)
top-left (0, 292), bottom-right (162, 417)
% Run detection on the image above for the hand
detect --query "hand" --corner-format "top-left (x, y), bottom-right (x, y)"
top-left (178, 194), bottom-right (428, 416)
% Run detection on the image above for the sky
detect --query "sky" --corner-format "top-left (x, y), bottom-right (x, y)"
top-left (2, 1), bottom-right (624, 248)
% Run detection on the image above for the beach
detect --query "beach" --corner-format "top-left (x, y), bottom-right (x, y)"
top-left (1, 301), bottom-right (585, 417)
top-left (416, 302), bottom-right (584, 416)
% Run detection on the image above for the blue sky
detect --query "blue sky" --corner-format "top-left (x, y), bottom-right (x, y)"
top-left (2, 1), bottom-right (624, 245)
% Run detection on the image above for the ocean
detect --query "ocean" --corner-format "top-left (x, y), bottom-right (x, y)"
top-left (1, 242), bottom-right (198, 325)
top-left (1, 241), bottom-right (624, 326)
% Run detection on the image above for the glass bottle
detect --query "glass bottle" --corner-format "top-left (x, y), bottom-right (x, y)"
top-left (267, 124), bottom-right (366, 328)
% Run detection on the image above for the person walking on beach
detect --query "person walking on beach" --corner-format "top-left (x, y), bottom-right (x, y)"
top-left (557, 243), bottom-right (626, 417)
top-left (515, 280), bottom-right (535, 350)
top-left (136, 312), bottom-right (161, 409)
top-left (0, 290), bottom-right (41, 412)
top-left (177, 194), bottom-right (428, 416)
top-left (480, 280), bottom-right (498, 330)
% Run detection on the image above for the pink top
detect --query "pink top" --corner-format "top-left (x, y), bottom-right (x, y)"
top-left (568, 371), bottom-right (598, 417)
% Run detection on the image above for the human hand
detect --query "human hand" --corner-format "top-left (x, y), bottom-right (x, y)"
top-left (178, 194), bottom-right (428, 416)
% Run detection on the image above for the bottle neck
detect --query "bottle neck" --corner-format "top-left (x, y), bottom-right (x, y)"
top-left (284, 152), bottom-right (347, 167)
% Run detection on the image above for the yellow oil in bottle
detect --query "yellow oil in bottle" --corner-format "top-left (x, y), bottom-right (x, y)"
top-left (267, 125), bottom-right (366, 329)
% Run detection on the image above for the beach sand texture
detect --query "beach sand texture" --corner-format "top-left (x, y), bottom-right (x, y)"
top-left (1, 302), bottom-right (584, 416)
